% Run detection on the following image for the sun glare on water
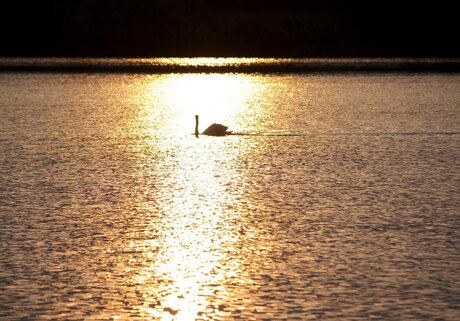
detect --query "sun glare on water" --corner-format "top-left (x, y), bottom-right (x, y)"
top-left (117, 73), bottom-right (268, 320)
top-left (141, 73), bottom-right (265, 137)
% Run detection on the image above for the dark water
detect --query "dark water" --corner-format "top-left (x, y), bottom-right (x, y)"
top-left (0, 67), bottom-right (459, 320)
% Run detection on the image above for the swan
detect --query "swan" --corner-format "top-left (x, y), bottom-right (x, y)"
top-left (195, 115), bottom-right (232, 136)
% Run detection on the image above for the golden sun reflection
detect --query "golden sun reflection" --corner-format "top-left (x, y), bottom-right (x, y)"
top-left (134, 141), bottom-right (241, 320)
top-left (124, 73), bottom-right (267, 320)
top-left (142, 74), bottom-right (262, 137)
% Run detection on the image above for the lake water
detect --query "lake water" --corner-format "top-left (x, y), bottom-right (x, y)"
top-left (0, 65), bottom-right (459, 320)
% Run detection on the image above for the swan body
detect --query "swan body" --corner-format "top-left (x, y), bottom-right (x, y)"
top-left (202, 123), bottom-right (230, 136)
top-left (195, 115), bottom-right (232, 136)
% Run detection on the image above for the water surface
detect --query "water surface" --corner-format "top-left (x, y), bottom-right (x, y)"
top-left (0, 71), bottom-right (459, 320)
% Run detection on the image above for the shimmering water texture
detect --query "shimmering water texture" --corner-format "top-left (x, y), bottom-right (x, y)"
top-left (1, 72), bottom-right (459, 320)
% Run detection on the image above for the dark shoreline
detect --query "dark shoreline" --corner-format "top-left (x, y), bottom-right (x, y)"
top-left (1, 57), bottom-right (459, 73)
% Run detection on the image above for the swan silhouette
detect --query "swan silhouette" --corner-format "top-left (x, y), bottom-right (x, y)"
top-left (195, 115), bottom-right (232, 136)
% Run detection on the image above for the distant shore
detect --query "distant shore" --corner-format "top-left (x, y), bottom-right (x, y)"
top-left (1, 57), bottom-right (459, 73)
